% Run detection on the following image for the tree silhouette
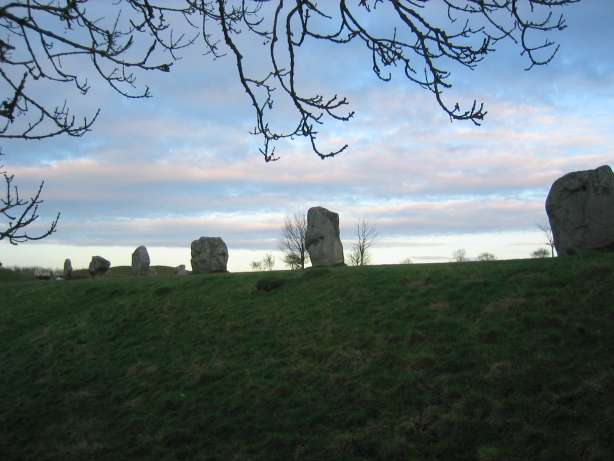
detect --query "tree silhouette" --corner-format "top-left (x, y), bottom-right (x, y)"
top-left (250, 253), bottom-right (276, 271)
top-left (452, 248), bottom-right (467, 262)
top-left (280, 211), bottom-right (309, 270)
top-left (1, 0), bottom-right (580, 160)
top-left (262, 253), bottom-right (275, 271)
top-left (531, 248), bottom-right (550, 258)
top-left (477, 252), bottom-right (496, 261)
top-left (537, 223), bottom-right (556, 257)
top-left (348, 219), bottom-right (377, 266)
top-left (1, 158), bottom-right (59, 244)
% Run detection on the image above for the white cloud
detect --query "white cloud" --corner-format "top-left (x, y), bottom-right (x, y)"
top-left (3, 4), bottom-right (613, 269)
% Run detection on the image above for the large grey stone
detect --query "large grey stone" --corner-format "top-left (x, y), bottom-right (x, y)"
top-left (190, 237), bottom-right (228, 273)
top-left (175, 264), bottom-right (189, 276)
top-left (89, 256), bottom-right (110, 276)
top-left (305, 206), bottom-right (344, 266)
top-left (63, 258), bottom-right (72, 280)
top-left (546, 165), bottom-right (614, 256)
top-left (131, 245), bottom-right (150, 275)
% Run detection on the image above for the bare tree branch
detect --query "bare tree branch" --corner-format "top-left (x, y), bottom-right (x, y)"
top-left (1, 0), bottom-right (580, 158)
top-left (0, 158), bottom-right (59, 245)
top-left (0, 0), bottom-right (189, 141)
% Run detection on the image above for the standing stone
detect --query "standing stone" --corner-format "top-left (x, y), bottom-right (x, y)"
top-left (175, 264), bottom-right (189, 276)
top-left (63, 258), bottom-right (72, 280)
top-left (190, 237), bottom-right (229, 273)
top-left (546, 165), bottom-right (614, 256)
top-left (89, 256), bottom-right (110, 277)
top-left (305, 206), bottom-right (344, 266)
top-left (131, 245), bottom-right (150, 275)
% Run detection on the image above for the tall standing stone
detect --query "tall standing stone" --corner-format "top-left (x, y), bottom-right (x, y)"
top-left (63, 258), bottom-right (72, 280)
top-left (190, 237), bottom-right (229, 273)
top-left (89, 256), bottom-right (110, 276)
top-left (305, 206), bottom-right (344, 266)
top-left (131, 245), bottom-right (150, 275)
top-left (546, 165), bottom-right (614, 256)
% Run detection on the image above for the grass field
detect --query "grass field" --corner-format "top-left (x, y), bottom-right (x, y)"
top-left (1, 256), bottom-right (613, 460)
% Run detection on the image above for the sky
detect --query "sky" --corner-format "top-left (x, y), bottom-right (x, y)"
top-left (1, 1), bottom-right (613, 271)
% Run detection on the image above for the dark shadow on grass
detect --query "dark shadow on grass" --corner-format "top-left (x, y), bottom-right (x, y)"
top-left (256, 277), bottom-right (285, 292)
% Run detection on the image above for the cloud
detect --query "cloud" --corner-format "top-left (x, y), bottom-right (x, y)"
top-left (7, 80), bottom-right (611, 254)
top-left (3, 4), bottom-right (613, 261)
top-left (14, 94), bottom-right (612, 195)
top-left (31, 192), bottom-right (548, 251)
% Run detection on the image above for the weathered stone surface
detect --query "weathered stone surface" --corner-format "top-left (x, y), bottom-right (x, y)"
top-left (190, 237), bottom-right (229, 273)
top-left (305, 206), bottom-right (344, 266)
top-left (546, 165), bottom-right (614, 256)
top-left (89, 256), bottom-right (110, 276)
top-left (63, 258), bottom-right (72, 280)
top-left (175, 264), bottom-right (189, 276)
top-left (131, 245), bottom-right (150, 275)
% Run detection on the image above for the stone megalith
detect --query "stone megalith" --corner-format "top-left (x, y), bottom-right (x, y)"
top-left (89, 256), bottom-right (110, 277)
top-left (305, 206), bottom-right (344, 266)
top-left (190, 237), bottom-right (229, 273)
top-left (131, 245), bottom-right (150, 275)
top-left (546, 165), bottom-right (614, 256)
top-left (63, 258), bottom-right (72, 280)
top-left (175, 264), bottom-right (189, 276)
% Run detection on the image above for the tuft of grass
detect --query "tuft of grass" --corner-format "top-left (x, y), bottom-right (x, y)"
top-left (1, 255), bottom-right (613, 460)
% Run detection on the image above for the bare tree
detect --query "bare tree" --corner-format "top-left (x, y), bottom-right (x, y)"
top-left (250, 260), bottom-right (263, 271)
top-left (531, 248), bottom-right (550, 259)
top-left (537, 223), bottom-right (556, 257)
top-left (262, 253), bottom-right (275, 271)
top-left (1, 160), bottom-right (59, 244)
top-left (279, 211), bottom-right (309, 270)
top-left (1, 1), bottom-right (579, 160)
top-left (477, 252), bottom-right (496, 261)
top-left (348, 219), bottom-right (377, 266)
top-left (250, 253), bottom-right (275, 271)
top-left (452, 248), bottom-right (468, 262)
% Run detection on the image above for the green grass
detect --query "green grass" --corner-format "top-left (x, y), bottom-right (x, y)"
top-left (1, 256), bottom-right (613, 460)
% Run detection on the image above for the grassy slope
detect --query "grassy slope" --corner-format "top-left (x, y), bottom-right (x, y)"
top-left (1, 256), bottom-right (613, 461)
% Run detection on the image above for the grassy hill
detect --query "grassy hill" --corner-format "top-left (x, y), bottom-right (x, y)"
top-left (1, 256), bottom-right (613, 460)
